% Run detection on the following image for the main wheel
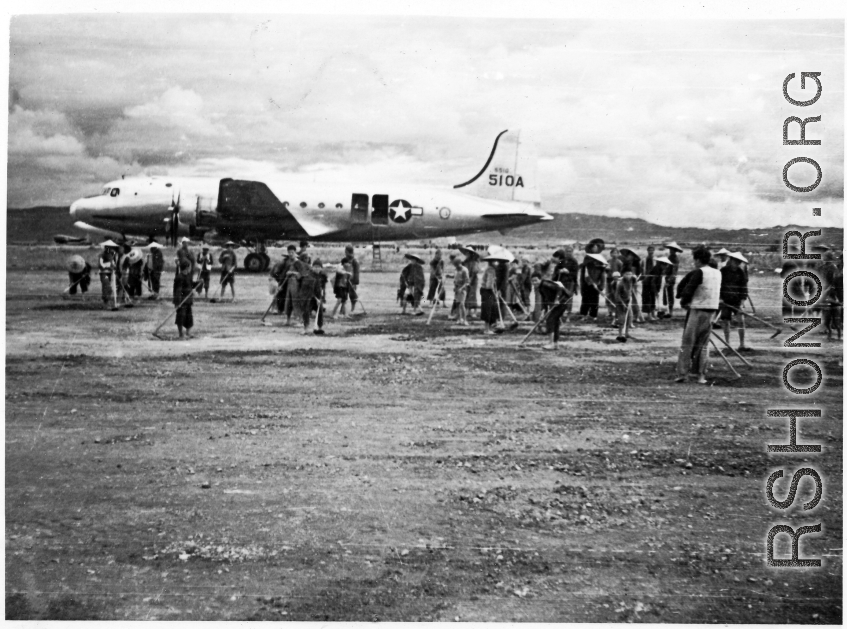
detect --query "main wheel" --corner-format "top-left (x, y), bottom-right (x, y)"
top-left (259, 253), bottom-right (271, 272)
top-left (243, 253), bottom-right (264, 273)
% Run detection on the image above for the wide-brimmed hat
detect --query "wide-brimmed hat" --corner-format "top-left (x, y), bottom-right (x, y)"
top-left (584, 252), bottom-right (608, 266)
top-left (611, 271), bottom-right (622, 279)
top-left (619, 248), bottom-right (640, 261)
top-left (146, 242), bottom-right (163, 249)
top-left (67, 255), bottom-right (86, 273)
top-left (224, 241), bottom-right (238, 247)
top-left (100, 239), bottom-right (119, 248)
top-left (484, 245), bottom-right (514, 263)
top-left (127, 249), bottom-right (144, 264)
top-left (180, 237), bottom-right (191, 244)
top-left (654, 256), bottom-right (672, 265)
top-left (664, 241), bottom-right (684, 252)
top-left (715, 247), bottom-right (731, 256)
top-left (458, 245), bottom-right (480, 259)
top-left (727, 251), bottom-right (748, 263)
top-left (404, 253), bottom-right (424, 264)
top-left (202, 245), bottom-right (210, 250)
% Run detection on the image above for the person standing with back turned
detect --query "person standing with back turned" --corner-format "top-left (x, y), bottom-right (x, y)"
top-left (675, 245), bottom-right (722, 384)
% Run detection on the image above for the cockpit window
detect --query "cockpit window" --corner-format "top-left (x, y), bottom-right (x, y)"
top-left (110, 188), bottom-right (120, 197)
top-left (101, 186), bottom-right (111, 195)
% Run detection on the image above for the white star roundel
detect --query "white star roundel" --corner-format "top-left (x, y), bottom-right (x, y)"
top-left (389, 199), bottom-right (412, 223)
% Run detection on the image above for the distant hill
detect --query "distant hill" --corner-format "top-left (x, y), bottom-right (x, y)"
top-left (6, 206), bottom-right (842, 250)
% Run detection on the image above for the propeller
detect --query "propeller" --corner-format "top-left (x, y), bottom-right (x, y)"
top-left (167, 191), bottom-right (181, 246)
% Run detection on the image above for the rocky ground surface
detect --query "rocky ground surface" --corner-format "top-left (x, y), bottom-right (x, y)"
top-left (5, 266), bottom-right (843, 621)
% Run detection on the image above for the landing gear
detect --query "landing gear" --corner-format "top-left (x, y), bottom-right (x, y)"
top-left (242, 240), bottom-right (271, 273)
top-left (244, 253), bottom-right (265, 273)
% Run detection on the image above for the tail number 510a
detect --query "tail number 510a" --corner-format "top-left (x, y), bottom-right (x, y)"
top-left (489, 174), bottom-right (525, 187)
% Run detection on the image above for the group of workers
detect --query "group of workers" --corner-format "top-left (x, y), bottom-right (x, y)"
top-left (396, 239), bottom-right (842, 381)
top-left (67, 234), bottom-right (843, 354)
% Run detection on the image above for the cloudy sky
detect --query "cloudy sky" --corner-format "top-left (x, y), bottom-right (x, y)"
top-left (7, 13), bottom-right (844, 228)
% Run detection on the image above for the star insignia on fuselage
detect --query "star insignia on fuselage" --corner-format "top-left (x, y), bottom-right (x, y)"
top-left (389, 199), bottom-right (412, 223)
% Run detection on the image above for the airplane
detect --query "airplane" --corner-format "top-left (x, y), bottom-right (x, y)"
top-left (69, 130), bottom-right (553, 272)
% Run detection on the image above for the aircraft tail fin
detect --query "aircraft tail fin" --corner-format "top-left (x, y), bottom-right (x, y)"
top-left (453, 129), bottom-right (540, 204)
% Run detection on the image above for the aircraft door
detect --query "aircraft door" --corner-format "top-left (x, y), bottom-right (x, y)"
top-left (351, 193), bottom-right (369, 224)
top-left (372, 194), bottom-right (389, 225)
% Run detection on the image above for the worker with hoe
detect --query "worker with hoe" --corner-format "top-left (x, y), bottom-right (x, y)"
top-left (270, 245), bottom-right (299, 320)
top-left (98, 240), bottom-right (120, 309)
top-left (173, 257), bottom-right (196, 340)
top-left (579, 249), bottom-right (607, 323)
top-left (144, 240), bottom-right (165, 300)
top-left (341, 245), bottom-right (362, 315)
top-left (399, 253), bottom-right (426, 316)
top-left (719, 251), bottom-right (752, 353)
top-left (196, 245), bottom-right (214, 300)
top-left (537, 248), bottom-right (576, 350)
top-left (218, 241), bottom-right (238, 302)
top-left (675, 244), bottom-right (722, 384)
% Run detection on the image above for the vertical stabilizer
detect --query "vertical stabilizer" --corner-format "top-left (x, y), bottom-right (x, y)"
top-left (453, 129), bottom-right (540, 203)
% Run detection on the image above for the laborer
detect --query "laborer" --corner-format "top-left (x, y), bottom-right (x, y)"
top-left (173, 258), bottom-right (196, 340)
top-left (218, 241), bottom-right (238, 302)
top-left (67, 256), bottom-right (91, 297)
top-left (663, 241), bottom-right (683, 317)
top-left (399, 253), bottom-right (426, 315)
top-left (330, 260), bottom-right (353, 319)
top-left (297, 258), bottom-right (327, 334)
top-left (427, 248), bottom-right (446, 306)
top-left (449, 255), bottom-right (470, 325)
top-left (462, 247), bottom-right (481, 319)
top-left (98, 240), bottom-right (119, 308)
top-left (341, 245), bottom-right (362, 315)
top-left (270, 245), bottom-right (298, 315)
top-left (642, 246), bottom-right (658, 321)
top-left (196, 245), bottom-right (214, 300)
top-left (614, 269), bottom-right (636, 342)
top-left (479, 256), bottom-right (500, 335)
top-left (719, 251), bottom-right (751, 352)
top-left (579, 251), bottom-right (607, 322)
top-left (675, 245), bottom-right (722, 384)
top-left (145, 241), bottom-right (165, 300)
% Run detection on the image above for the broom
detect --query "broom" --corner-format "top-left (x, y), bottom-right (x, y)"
top-left (152, 278), bottom-right (203, 339)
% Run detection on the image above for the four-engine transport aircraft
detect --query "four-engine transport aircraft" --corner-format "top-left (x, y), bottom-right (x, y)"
top-left (69, 130), bottom-right (553, 272)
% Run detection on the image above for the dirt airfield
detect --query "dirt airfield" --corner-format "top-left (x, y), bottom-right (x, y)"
top-left (5, 248), bottom-right (843, 622)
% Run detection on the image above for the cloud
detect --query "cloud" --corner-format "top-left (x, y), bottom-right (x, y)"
top-left (6, 16), bottom-right (844, 230)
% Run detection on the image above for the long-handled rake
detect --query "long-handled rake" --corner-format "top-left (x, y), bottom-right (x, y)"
top-left (519, 294), bottom-right (574, 345)
top-left (152, 279), bottom-right (203, 339)
top-left (426, 278), bottom-right (443, 325)
top-left (348, 282), bottom-right (367, 317)
top-left (209, 269), bottom-right (235, 303)
top-left (495, 290), bottom-right (520, 331)
top-left (723, 302), bottom-right (782, 339)
top-left (710, 330), bottom-right (753, 368)
top-left (62, 275), bottom-right (86, 297)
top-left (709, 337), bottom-right (741, 379)
top-left (260, 280), bottom-right (287, 326)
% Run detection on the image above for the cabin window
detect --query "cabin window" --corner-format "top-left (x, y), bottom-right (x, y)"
top-left (335, 203), bottom-right (343, 209)
top-left (299, 202), bottom-right (307, 208)
top-left (110, 188), bottom-right (120, 197)
top-left (318, 202), bottom-right (325, 209)
top-left (165, 183), bottom-right (172, 187)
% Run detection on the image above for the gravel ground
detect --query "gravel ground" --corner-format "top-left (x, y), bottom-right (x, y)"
top-left (5, 265), bottom-right (842, 621)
